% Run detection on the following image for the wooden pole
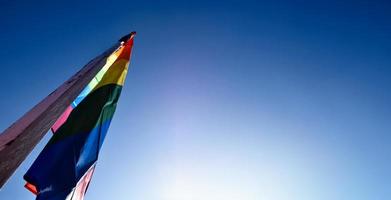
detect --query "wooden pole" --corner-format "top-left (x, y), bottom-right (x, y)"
top-left (0, 43), bottom-right (120, 188)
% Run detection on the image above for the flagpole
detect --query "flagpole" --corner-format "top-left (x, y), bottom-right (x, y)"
top-left (0, 40), bottom-right (123, 188)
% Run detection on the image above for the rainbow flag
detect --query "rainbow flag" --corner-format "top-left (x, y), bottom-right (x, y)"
top-left (23, 32), bottom-right (136, 200)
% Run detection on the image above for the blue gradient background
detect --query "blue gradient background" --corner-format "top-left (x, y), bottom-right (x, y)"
top-left (0, 0), bottom-right (390, 199)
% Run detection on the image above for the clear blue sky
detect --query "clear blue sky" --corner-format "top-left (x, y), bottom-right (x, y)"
top-left (0, 0), bottom-right (390, 199)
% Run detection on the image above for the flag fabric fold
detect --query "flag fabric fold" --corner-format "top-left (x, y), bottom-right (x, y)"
top-left (23, 33), bottom-right (135, 200)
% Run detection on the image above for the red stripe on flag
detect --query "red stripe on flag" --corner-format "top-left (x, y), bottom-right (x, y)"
top-left (25, 182), bottom-right (38, 195)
